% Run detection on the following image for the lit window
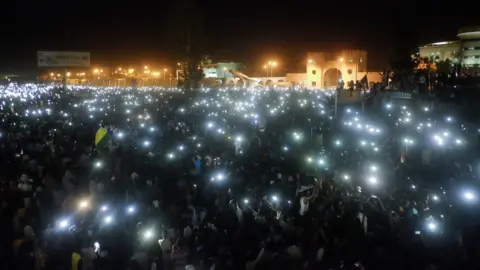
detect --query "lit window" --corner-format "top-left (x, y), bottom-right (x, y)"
top-left (359, 58), bottom-right (363, 63)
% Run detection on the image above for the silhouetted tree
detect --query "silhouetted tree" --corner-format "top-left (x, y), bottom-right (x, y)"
top-left (435, 58), bottom-right (453, 74)
top-left (165, 0), bottom-right (206, 89)
top-left (389, 18), bottom-right (417, 91)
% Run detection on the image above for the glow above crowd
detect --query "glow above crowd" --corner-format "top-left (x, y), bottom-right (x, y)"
top-left (2, 82), bottom-right (478, 242)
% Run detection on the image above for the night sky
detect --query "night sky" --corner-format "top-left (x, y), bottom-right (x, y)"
top-left (0, 0), bottom-right (478, 73)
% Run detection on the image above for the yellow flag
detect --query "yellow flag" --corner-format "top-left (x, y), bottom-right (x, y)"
top-left (95, 127), bottom-right (109, 147)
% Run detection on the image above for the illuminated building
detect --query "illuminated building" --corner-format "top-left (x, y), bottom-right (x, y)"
top-left (202, 62), bottom-right (241, 78)
top-left (418, 41), bottom-right (461, 63)
top-left (418, 26), bottom-right (480, 68)
top-left (218, 51), bottom-right (381, 89)
top-left (301, 50), bottom-right (381, 88)
top-left (458, 26), bottom-right (480, 67)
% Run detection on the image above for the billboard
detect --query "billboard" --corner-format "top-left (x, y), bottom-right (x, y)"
top-left (37, 51), bottom-right (91, 67)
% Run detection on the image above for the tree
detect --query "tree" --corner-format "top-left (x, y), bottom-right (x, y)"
top-left (165, 0), bottom-right (207, 89)
top-left (435, 58), bottom-right (453, 74)
top-left (388, 19), bottom-right (418, 91)
top-left (414, 56), bottom-right (455, 84)
top-left (199, 55), bottom-right (212, 66)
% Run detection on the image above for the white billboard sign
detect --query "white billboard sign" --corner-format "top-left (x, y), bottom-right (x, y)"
top-left (37, 51), bottom-right (91, 67)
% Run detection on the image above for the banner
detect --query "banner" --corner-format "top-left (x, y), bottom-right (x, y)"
top-left (38, 51), bottom-right (90, 67)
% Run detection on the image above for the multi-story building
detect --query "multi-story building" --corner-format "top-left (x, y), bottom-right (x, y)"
top-left (458, 26), bottom-right (480, 67)
top-left (418, 41), bottom-right (461, 63)
top-left (418, 26), bottom-right (480, 69)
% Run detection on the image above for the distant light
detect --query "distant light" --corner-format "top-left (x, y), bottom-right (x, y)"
top-left (59, 219), bottom-right (69, 228)
top-left (79, 200), bottom-right (89, 209)
top-left (464, 192), bottom-right (475, 201)
top-left (104, 215), bottom-right (113, 224)
top-left (143, 229), bottom-right (153, 239)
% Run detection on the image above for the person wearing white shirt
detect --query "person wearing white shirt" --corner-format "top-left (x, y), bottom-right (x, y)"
top-left (299, 187), bottom-right (318, 216)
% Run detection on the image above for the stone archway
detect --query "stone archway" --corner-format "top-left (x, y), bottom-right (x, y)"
top-left (265, 79), bottom-right (274, 87)
top-left (324, 68), bottom-right (342, 88)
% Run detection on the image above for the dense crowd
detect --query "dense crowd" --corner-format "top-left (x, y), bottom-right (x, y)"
top-left (0, 83), bottom-right (479, 270)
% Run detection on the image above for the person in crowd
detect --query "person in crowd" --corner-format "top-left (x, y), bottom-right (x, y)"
top-left (0, 83), bottom-right (477, 270)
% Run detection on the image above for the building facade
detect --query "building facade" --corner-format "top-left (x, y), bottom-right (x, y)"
top-left (458, 26), bottom-right (480, 67)
top-left (418, 26), bottom-right (480, 68)
top-left (203, 62), bottom-right (241, 78)
top-left (305, 50), bottom-right (369, 88)
top-left (220, 51), bottom-right (382, 89)
top-left (418, 41), bottom-right (461, 63)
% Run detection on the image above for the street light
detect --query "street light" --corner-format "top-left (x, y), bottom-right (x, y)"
top-left (164, 68), bottom-right (167, 80)
top-left (308, 59), bottom-right (313, 63)
top-left (265, 61), bottom-right (277, 77)
top-left (270, 61), bottom-right (277, 77)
